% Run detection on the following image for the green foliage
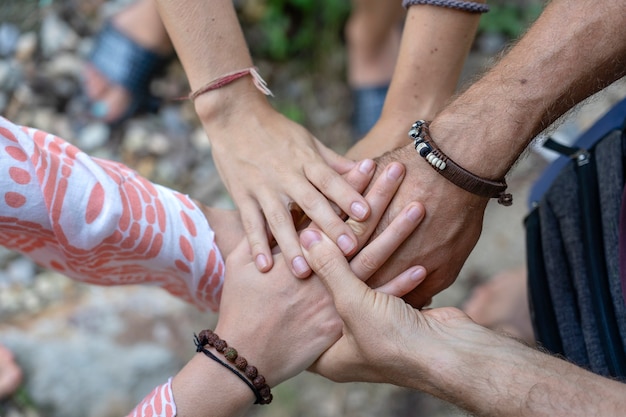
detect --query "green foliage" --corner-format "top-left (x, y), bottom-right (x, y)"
top-left (478, 2), bottom-right (544, 39)
top-left (276, 101), bottom-right (306, 123)
top-left (244, 0), bottom-right (351, 61)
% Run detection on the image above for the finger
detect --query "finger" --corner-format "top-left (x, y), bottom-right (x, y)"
top-left (345, 162), bottom-right (406, 248)
top-left (262, 196), bottom-right (312, 278)
top-left (341, 158), bottom-right (377, 198)
top-left (300, 228), bottom-right (368, 321)
top-left (302, 159), bottom-right (377, 220)
top-left (239, 199), bottom-right (274, 272)
top-left (373, 266), bottom-right (427, 298)
top-left (291, 181), bottom-right (360, 257)
top-left (304, 162), bottom-right (371, 222)
top-left (350, 202), bottom-right (424, 280)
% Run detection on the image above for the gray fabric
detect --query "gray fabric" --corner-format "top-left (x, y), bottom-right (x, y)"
top-left (595, 133), bottom-right (626, 350)
top-left (535, 130), bottom-right (625, 377)
top-left (541, 165), bottom-right (594, 371)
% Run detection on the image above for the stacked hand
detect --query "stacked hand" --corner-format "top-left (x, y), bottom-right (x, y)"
top-left (203, 96), bottom-right (373, 278)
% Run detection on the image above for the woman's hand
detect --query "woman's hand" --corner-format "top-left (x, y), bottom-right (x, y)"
top-left (202, 96), bottom-right (371, 278)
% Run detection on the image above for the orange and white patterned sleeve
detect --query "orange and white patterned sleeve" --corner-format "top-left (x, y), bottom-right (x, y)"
top-left (127, 378), bottom-right (177, 417)
top-left (0, 116), bottom-right (225, 312)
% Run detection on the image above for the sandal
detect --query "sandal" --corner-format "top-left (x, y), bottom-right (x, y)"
top-left (87, 21), bottom-right (173, 124)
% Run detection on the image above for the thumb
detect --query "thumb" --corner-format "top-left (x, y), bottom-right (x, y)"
top-left (300, 229), bottom-right (368, 315)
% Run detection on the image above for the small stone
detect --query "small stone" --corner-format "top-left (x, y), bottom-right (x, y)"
top-left (77, 123), bottom-right (110, 151)
top-left (147, 133), bottom-right (171, 155)
top-left (40, 13), bottom-right (80, 57)
top-left (0, 23), bottom-right (19, 57)
top-left (6, 257), bottom-right (36, 285)
top-left (15, 31), bottom-right (37, 62)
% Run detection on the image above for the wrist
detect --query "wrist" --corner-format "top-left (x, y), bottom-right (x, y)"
top-left (193, 74), bottom-right (274, 135)
top-left (427, 112), bottom-right (519, 180)
top-left (411, 319), bottom-right (522, 409)
top-left (392, 142), bottom-right (490, 207)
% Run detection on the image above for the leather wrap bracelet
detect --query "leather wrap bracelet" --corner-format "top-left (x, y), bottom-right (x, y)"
top-left (408, 120), bottom-right (513, 206)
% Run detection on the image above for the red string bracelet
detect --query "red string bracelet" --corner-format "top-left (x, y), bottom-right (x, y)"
top-left (183, 66), bottom-right (273, 102)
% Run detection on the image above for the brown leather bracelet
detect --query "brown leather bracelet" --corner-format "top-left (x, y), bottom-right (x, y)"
top-left (408, 120), bottom-right (513, 206)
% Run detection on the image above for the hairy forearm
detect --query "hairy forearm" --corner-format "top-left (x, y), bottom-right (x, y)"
top-left (432, 0), bottom-right (626, 178)
top-left (412, 325), bottom-right (626, 417)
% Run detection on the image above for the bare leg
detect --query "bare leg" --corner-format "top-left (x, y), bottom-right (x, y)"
top-left (83, 0), bottom-right (173, 122)
top-left (345, 0), bottom-right (404, 88)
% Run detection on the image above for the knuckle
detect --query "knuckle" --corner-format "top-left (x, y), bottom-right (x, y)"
top-left (266, 209), bottom-right (292, 226)
top-left (355, 251), bottom-right (379, 275)
top-left (311, 251), bottom-right (341, 277)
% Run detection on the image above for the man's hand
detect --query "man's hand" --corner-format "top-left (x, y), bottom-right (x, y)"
top-left (366, 144), bottom-right (489, 307)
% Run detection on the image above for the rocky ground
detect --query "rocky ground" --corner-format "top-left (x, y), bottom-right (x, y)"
top-left (1, 1), bottom-right (626, 417)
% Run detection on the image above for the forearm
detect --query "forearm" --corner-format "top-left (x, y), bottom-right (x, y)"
top-left (0, 118), bottom-right (225, 311)
top-left (171, 354), bottom-right (255, 417)
top-left (347, 3), bottom-right (482, 160)
top-left (432, 0), bottom-right (626, 179)
top-left (414, 325), bottom-right (626, 417)
top-left (155, 0), bottom-right (252, 90)
top-left (155, 0), bottom-right (270, 126)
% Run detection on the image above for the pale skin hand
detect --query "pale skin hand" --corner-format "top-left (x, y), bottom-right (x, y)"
top-left (301, 228), bottom-right (626, 417)
top-left (155, 0), bottom-right (371, 278)
top-left (196, 157), bottom-right (379, 261)
top-left (171, 161), bottom-right (427, 417)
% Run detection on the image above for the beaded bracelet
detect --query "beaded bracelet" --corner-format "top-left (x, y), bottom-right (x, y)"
top-left (402, 0), bottom-right (490, 13)
top-left (408, 120), bottom-right (513, 206)
top-left (194, 329), bottom-right (273, 405)
top-left (182, 66), bottom-right (273, 102)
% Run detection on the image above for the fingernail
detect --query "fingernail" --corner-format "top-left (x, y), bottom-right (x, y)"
top-left (410, 266), bottom-right (426, 282)
top-left (255, 254), bottom-right (269, 270)
top-left (91, 101), bottom-right (108, 118)
top-left (292, 256), bottom-right (310, 276)
top-left (359, 159), bottom-right (375, 174)
top-left (387, 163), bottom-right (403, 180)
top-left (337, 234), bottom-right (356, 255)
top-left (406, 205), bottom-right (422, 222)
top-left (351, 201), bottom-right (368, 220)
top-left (300, 229), bottom-right (321, 249)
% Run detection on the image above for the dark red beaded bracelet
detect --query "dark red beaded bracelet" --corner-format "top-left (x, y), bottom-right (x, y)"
top-left (195, 329), bottom-right (273, 405)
